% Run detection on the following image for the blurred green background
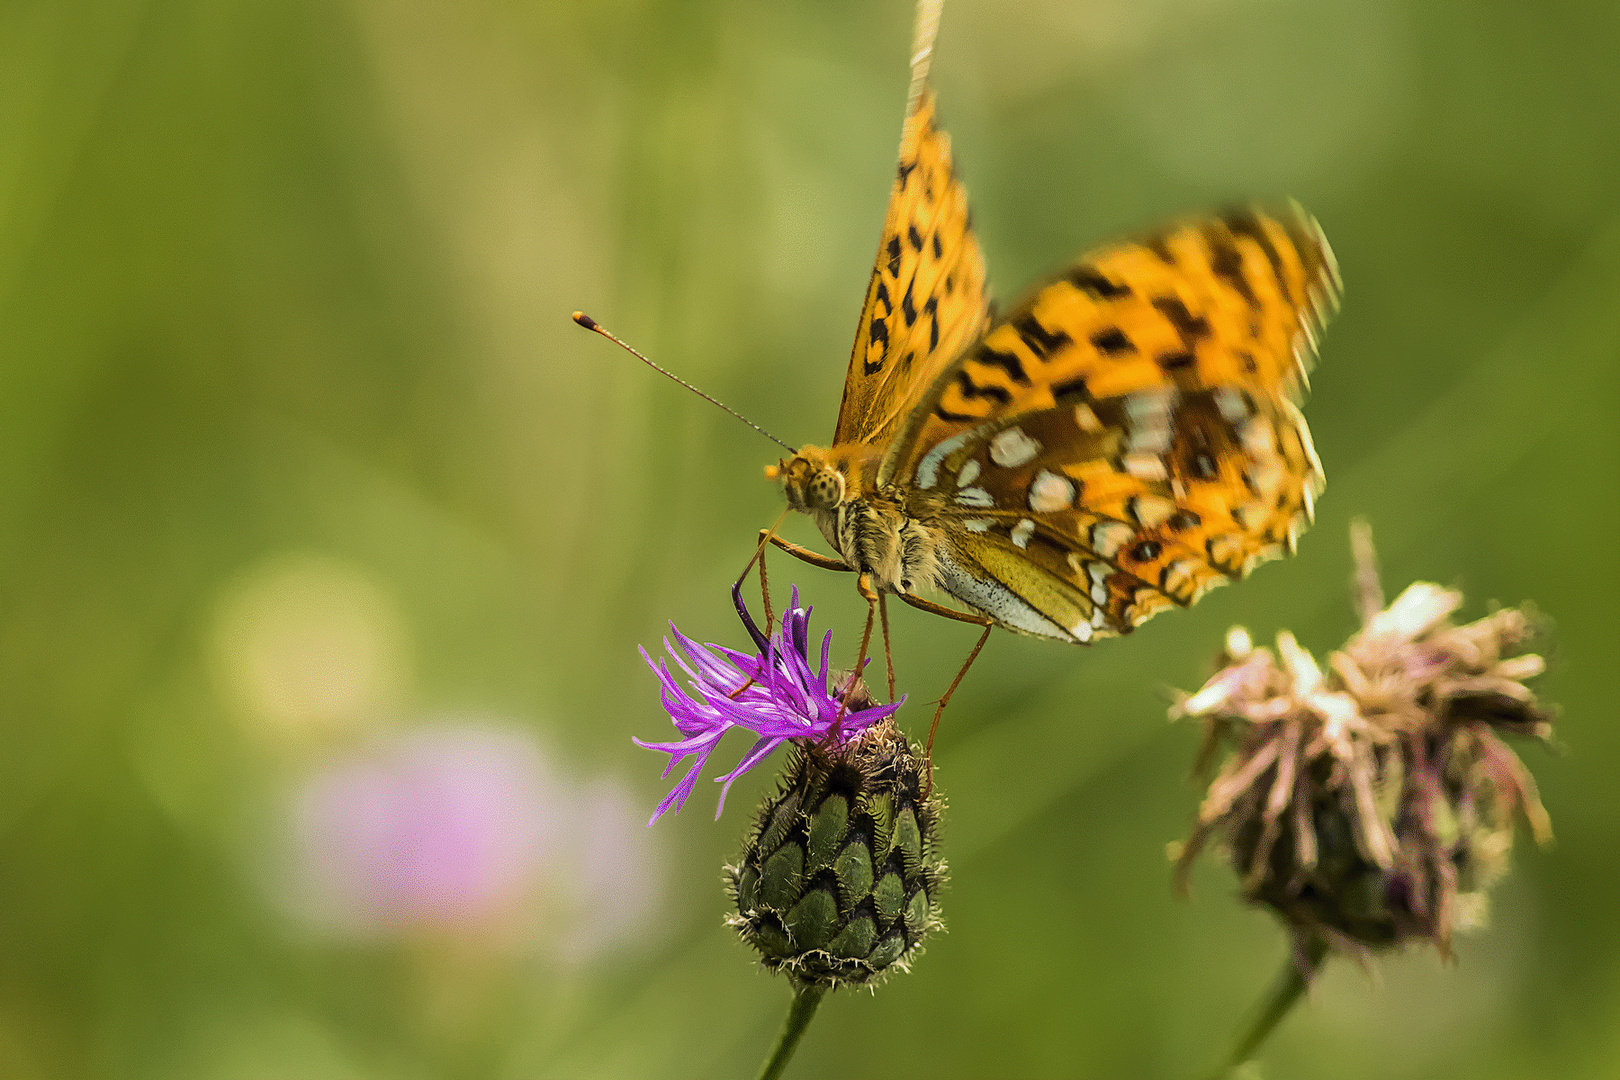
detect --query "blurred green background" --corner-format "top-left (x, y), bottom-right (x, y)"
top-left (2, 0), bottom-right (1616, 1077)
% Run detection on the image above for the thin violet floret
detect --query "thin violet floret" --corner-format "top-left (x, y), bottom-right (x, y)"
top-left (636, 585), bottom-right (902, 824)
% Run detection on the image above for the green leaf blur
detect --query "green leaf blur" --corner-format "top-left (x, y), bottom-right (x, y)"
top-left (0, 0), bottom-right (1615, 1078)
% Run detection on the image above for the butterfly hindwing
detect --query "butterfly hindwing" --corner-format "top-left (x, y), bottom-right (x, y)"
top-left (833, 87), bottom-right (991, 448)
top-left (890, 206), bottom-right (1339, 640)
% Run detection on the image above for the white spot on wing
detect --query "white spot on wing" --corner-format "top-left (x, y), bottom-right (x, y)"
top-left (1290, 332), bottom-right (1311, 389)
top-left (1125, 389), bottom-right (1174, 426)
top-left (1308, 283), bottom-right (1330, 329)
top-left (964, 518), bottom-right (993, 532)
top-left (1089, 521), bottom-right (1134, 559)
top-left (1284, 399), bottom-right (1325, 487)
top-left (1248, 459), bottom-right (1284, 498)
top-left (1207, 533), bottom-right (1245, 571)
top-left (1074, 403), bottom-right (1103, 433)
top-left (1240, 418), bottom-right (1276, 456)
top-left (915, 430), bottom-right (973, 490)
top-left (1122, 452), bottom-right (1169, 481)
top-left (1010, 519), bottom-right (1035, 548)
top-left (1161, 559), bottom-right (1195, 600)
top-left (989, 427), bottom-right (1041, 468)
top-left (1088, 560), bottom-right (1109, 605)
top-left (957, 486), bottom-right (994, 507)
top-left (956, 459), bottom-right (981, 487)
top-left (1124, 389), bottom-right (1176, 453)
top-left (1129, 424), bottom-right (1173, 454)
top-left (1213, 388), bottom-right (1248, 424)
top-left (1129, 494), bottom-right (1176, 529)
top-left (1028, 469), bottom-right (1076, 512)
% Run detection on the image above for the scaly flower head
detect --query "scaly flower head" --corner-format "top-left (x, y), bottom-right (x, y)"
top-left (728, 710), bottom-right (945, 988)
top-left (637, 584), bottom-right (902, 824)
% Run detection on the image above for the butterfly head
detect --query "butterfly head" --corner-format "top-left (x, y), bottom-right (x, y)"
top-left (771, 447), bottom-right (846, 512)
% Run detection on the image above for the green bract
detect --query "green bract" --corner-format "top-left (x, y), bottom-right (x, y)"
top-left (727, 714), bottom-right (944, 987)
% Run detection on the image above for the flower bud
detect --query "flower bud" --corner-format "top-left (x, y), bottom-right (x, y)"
top-left (727, 706), bottom-right (945, 987)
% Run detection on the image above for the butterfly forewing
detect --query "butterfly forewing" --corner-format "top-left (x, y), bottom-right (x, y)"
top-left (765, 14), bottom-right (1340, 646)
top-left (833, 87), bottom-right (991, 448)
top-left (889, 206), bottom-right (1340, 641)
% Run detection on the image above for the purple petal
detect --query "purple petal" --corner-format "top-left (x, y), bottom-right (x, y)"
top-left (712, 735), bottom-right (785, 819)
top-left (631, 729), bottom-right (729, 756)
top-left (637, 584), bottom-right (903, 822)
top-left (647, 755), bottom-right (709, 825)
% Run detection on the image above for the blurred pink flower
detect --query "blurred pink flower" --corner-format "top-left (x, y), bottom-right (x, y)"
top-left (278, 722), bottom-right (659, 955)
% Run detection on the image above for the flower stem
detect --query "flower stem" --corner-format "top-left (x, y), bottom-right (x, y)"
top-left (1205, 935), bottom-right (1329, 1080)
top-left (756, 982), bottom-right (827, 1080)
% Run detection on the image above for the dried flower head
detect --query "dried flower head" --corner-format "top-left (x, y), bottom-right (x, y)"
top-left (1174, 523), bottom-right (1554, 962)
top-left (637, 585), bottom-right (903, 824)
top-left (727, 708), bottom-right (945, 988)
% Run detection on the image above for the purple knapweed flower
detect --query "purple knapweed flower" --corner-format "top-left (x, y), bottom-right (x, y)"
top-left (636, 583), bottom-right (902, 824)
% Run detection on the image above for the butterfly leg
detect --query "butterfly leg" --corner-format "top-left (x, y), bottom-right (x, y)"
top-left (757, 533), bottom-right (859, 670)
top-left (895, 592), bottom-right (992, 626)
top-left (759, 531), bottom-right (853, 573)
top-left (895, 593), bottom-right (994, 758)
top-left (756, 533), bottom-right (774, 632)
top-left (742, 510), bottom-right (792, 631)
top-left (841, 573), bottom-right (882, 721)
top-left (756, 533), bottom-right (893, 711)
top-left (878, 592), bottom-right (896, 702)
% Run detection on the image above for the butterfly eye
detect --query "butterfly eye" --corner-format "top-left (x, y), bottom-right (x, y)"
top-left (805, 470), bottom-right (846, 511)
top-left (778, 456), bottom-right (845, 512)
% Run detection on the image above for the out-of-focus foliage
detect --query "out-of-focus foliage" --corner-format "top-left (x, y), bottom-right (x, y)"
top-left (0, 1), bottom-right (1614, 1078)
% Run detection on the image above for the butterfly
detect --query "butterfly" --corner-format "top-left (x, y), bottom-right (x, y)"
top-left (766, 2), bottom-right (1340, 648)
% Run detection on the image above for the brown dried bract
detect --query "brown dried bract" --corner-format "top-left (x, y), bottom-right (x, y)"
top-left (1173, 522), bottom-right (1554, 963)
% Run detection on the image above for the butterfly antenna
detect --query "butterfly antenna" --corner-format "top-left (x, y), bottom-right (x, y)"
top-left (572, 312), bottom-right (797, 455)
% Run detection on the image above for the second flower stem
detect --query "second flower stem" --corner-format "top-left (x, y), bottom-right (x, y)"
top-left (1207, 934), bottom-right (1329, 1080)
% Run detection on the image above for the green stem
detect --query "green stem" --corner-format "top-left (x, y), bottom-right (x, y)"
top-left (1205, 935), bottom-right (1329, 1080)
top-left (756, 982), bottom-right (827, 1080)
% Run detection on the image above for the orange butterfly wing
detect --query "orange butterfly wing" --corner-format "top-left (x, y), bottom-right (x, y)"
top-left (886, 207), bottom-right (1340, 641)
top-left (833, 86), bottom-right (991, 448)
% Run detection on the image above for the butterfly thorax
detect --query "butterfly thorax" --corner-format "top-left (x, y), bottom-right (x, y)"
top-left (778, 443), bottom-right (946, 597)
